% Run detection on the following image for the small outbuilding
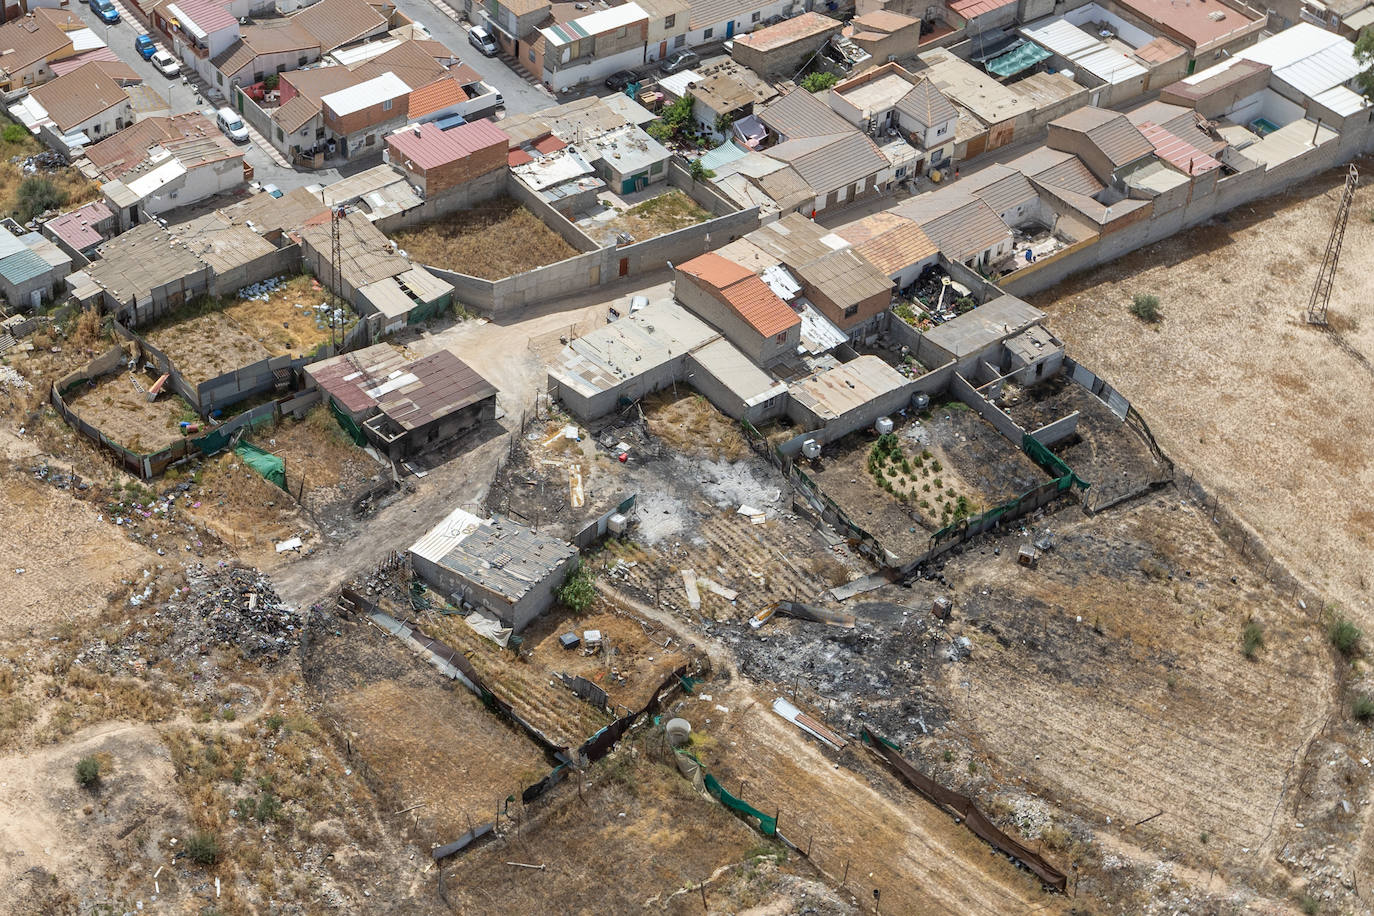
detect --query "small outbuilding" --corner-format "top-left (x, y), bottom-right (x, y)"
top-left (409, 507), bottom-right (580, 632)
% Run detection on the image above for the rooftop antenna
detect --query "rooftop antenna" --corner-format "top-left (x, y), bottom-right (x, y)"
top-left (1306, 163), bottom-right (1358, 327)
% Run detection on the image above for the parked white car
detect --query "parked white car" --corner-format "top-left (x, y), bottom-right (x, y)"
top-left (150, 51), bottom-right (182, 78)
top-left (215, 107), bottom-right (250, 144)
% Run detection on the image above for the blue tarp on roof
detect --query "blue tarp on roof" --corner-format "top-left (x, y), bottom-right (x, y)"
top-left (698, 140), bottom-right (749, 172)
top-left (0, 248), bottom-right (53, 287)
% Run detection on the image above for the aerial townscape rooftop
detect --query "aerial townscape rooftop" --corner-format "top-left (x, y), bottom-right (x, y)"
top-left (0, 0), bottom-right (1370, 911)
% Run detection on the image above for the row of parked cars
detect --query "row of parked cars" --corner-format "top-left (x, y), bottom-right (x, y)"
top-left (133, 34), bottom-right (183, 78)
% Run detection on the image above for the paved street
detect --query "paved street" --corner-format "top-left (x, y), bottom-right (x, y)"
top-left (67, 0), bottom-right (557, 192)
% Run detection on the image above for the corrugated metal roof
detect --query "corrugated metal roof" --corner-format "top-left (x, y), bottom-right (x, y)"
top-left (1019, 18), bottom-right (1147, 84)
top-left (1312, 84), bottom-right (1367, 117)
top-left (968, 166), bottom-right (1038, 215)
top-left (787, 355), bottom-right (908, 420)
top-left (290, 0), bottom-right (386, 52)
top-left (1052, 107), bottom-right (1153, 167)
top-left (796, 247), bottom-right (891, 307)
top-left (759, 87), bottom-right (857, 140)
top-left (0, 248), bottom-right (53, 287)
top-left (45, 201), bottom-right (113, 252)
top-left (542, 2), bottom-right (646, 45)
top-left (387, 119), bottom-right (508, 170)
top-left (321, 71), bottom-right (410, 117)
top-left (1137, 121), bottom-right (1220, 175)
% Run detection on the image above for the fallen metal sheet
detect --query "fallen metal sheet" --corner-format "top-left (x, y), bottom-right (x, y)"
top-left (681, 568), bottom-right (701, 610)
top-left (772, 697), bottom-right (847, 750)
top-left (776, 600), bottom-right (855, 628)
top-left (432, 822), bottom-right (494, 861)
top-left (829, 572), bottom-right (890, 601)
top-left (696, 576), bottom-right (738, 601)
top-left (274, 536), bottom-right (302, 553)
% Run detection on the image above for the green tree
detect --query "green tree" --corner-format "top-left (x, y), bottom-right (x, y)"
top-left (647, 94), bottom-right (695, 144)
top-left (75, 755), bottom-right (101, 788)
top-left (2, 122), bottom-right (26, 145)
top-left (1356, 28), bottom-right (1374, 97)
top-left (801, 72), bottom-right (838, 93)
top-left (557, 565), bottom-right (596, 613)
top-left (687, 158), bottom-right (715, 182)
top-left (15, 177), bottom-right (67, 222)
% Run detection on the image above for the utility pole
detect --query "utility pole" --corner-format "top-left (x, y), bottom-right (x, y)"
top-left (1306, 163), bottom-right (1358, 326)
top-left (330, 206), bottom-right (345, 351)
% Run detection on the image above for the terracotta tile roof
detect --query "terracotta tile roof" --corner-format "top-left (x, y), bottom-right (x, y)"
top-left (291, 0), bottom-right (387, 52)
top-left (678, 253), bottom-right (799, 338)
top-left (733, 12), bottom-right (840, 51)
top-left (507, 148), bottom-right (533, 166)
top-left (1133, 36), bottom-right (1184, 64)
top-left (948, 0), bottom-right (1015, 18)
top-left (30, 64), bottom-right (128, 133)
top-left (282, 66), bottom-right (359, 104)
top-left (273, 93), bottom-right (323, 132)
top-left (91, 60), bottom-right (144, 85)
top-left (533, 134), bottom-right (566, 154)
top-left (386, 119), bottom-right (508, 170)
top-left (407, 76), bottom-right (467, 118)
top-left (678, 251), bottom-right (754, 288)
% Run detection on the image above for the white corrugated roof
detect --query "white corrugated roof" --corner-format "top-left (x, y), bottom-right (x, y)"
top-left (410, 506), bottom-right (487, 564)
top-left (657, 69), bottom-right (701, 98)
top-left (69, 28), bottom-right (105, 52)
top-left (1313, 84), bottom-right (1367, 116)
top-left (540, 2), bottom-right (647, 46)
top-left (330, 38), bottom-right (401, 67)
top-left (1019, 17), bottom-right (1146, 84)
top-left (322, 72), bottom-right (411, 116)
top-left (1236, 22), bottom-right (1344, 68)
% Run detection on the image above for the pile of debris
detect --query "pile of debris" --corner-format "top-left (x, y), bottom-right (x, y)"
top-left (236, 275), bottom-right (286, 301)
top-left (165, 562), bottom-right (300, 658)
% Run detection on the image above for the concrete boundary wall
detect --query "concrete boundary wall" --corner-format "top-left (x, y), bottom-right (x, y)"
top-left (1001, 127), bottom-right (1374, 297)
top-left (373, 169), bottom-right (508, 235)
top-left (505, 172), bottom-right (602, 253)
top-left (426, 204), bottom-right (761, 315)
top-left (1063, 356), bottom-right (1129, 419)
top-left (949, 371), bottom-right (1024, 444)
top-left (1030, 411), bottom-right (1078, 446)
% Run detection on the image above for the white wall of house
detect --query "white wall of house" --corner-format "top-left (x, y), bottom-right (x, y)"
top-left (543, 44), bottom-right (644, 92)
top-left (176, 24), bottom-right (241, 86)
top-left (75, 101), bottom-right (135, 142)
top-left (685, 0), bottom-right (791, 47)
top-left (217, 46), bottom-right (321, 92)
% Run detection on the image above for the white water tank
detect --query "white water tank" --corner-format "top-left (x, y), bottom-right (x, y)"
top-left (875, 416), bottom-right (894, 435)
top-left (607, 512), bottom-right (628, 535)
top-left (665, 718), bottom-right (692, 747)
top-left (801, 438), bottom-right (821, 459)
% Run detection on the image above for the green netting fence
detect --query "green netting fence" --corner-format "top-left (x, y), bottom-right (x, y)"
top-left (1021, 433), bottom-right (1089, 490)
top-left (329, 397), bottom-right (367, 447)
top-left (234, 442), bottom-right (286, 490)
top-left (406, 297), bottom-right (448, 325)
top-left (702, 769), bottom-right (777, 836)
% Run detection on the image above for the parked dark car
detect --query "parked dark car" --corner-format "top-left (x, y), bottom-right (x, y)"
top-left (658, 49), bottom-right (699, 74)
top-left (604, 69), bottom-right (639, 91)
top-left (135, 34), bottom-right (156, 59)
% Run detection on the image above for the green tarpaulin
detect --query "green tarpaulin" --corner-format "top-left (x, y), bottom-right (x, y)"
top-left (329, 398), bottom-right (367, 447)
top-left (1022, 434), bottom-right (1089, 490)
top-left (234, 442), bottom-right (286, 490)
top-left (704, 773), bottom-right (777, 836)
top-left (986, 41), bottom-right (1051, 79)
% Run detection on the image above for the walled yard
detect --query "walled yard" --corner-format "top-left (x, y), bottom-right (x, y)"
top-left (999, 374), bottom-right (1167, 506)
top-left (577, 188), bottom-right (711, 247)
top-left (1030, 159), bottom-right (1374, 624)
top-left (307, 620), bottom-right (550, 842)
top-left (390, 196), bottom-right (578, 279)
top-left (220, 274), bottom-right (356, 358)
top-left (144, 278), bottom-right (356, 386)
top-left (66, 371), bottom-right (195, 453)
top-left (243, 407), bottom-right (388, 523)
top-left (807, 407), bottom-right (1047, 560)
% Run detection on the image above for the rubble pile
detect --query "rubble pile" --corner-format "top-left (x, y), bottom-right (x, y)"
top-left (166, 563), bottom-right (300, 657)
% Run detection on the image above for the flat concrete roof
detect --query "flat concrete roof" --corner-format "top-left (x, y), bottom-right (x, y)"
top-left (551, 299), bottom-right (718, 398)
top-left (689, 336), bottom-right (788, 408)
top-left (920, 295), bottom-right (1047, 358)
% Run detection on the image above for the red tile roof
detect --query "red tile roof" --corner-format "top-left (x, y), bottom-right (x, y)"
top-left (386, 119), bottom-right (509, 170)
top-left (533, 134), bottom-right (566, 154)
top-left (507, 148), bottom-right (533, 166)
top-left (948, 0), bottom-right (1015, 18)
top-left (407, 76), bottom-right (467, 119)
top-left (678, 253), bottom-right (799, 338)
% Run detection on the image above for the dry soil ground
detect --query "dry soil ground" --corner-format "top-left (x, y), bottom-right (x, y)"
top-left (220, 274), bottom-right (356, 358)
top-left (390, 196), bottom-right (579, 279)
top-left (66, 372), bottom-right (194, 454)
top-left (1030, 159), bottom-right (1374, 625)
top-left (145, 309), bottom-right (274, 386)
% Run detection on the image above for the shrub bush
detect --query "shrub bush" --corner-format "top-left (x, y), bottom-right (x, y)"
top-left (1130, 293), bottom-right (1162, 323)
top-left (15, 177), bottom-right (67, 222)
top-left (1329, 617), bottom-right (1362, 657)
top-left (801, 72), bottom-right (838, 92)
top-left (1241, 621), bottom-right (1264, 659)
top-left (75, 755), bottom-right (100, 788)
top-left (1353, 694), bottom-right (1374, 722)
top-left (557, 564), bottom-right (596, 612)
top-left (186, 831), bottom-right (220, 867)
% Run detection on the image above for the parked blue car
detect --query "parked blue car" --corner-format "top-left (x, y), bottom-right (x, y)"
top-left (93, 0), bottom-right (119, 24)
top-left (135, 34), bottom-right (156, 59)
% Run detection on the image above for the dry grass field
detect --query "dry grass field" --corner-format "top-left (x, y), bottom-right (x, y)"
top-left (584, 189), bottom-right (711, 245)
top-left (391, 196), bottom-right (579, 279)
top-left (220, 274), bottom-right (355, 357)
top-left (66, 372), bottom-right (195, 453)
top-left (1030, 160), bottom-right (1374, 627)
